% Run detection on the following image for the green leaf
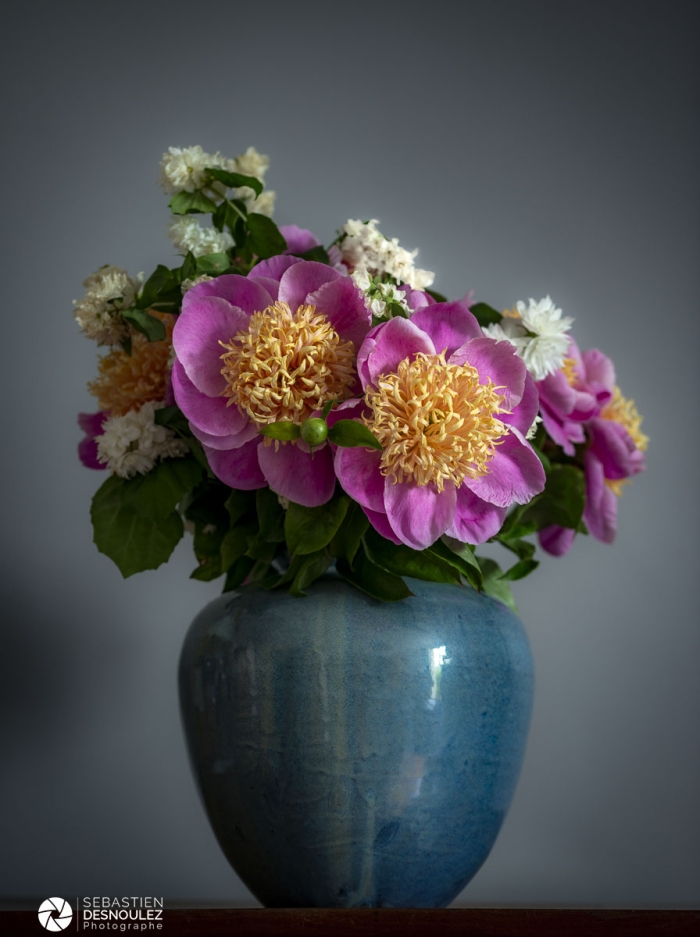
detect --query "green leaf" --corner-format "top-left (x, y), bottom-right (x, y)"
top-left (258, 422), bottom-right (301, 441)
top-left (430, 537), bottom-right (483, 591)
top-left (256, 487), bottom-right (286, 543)
top-left (122, 309), bottom-right (166, 342)
top-left (425, 288), bottom-right (447, 303)
top-left (321, 400), bottom-right (335, 420)
top-left (195, 253), bottom-right (230, 275)
top-left (478, 558), bottom-right (518, 613)
top-left (276, 549), bottom-right (332, 597)
top-left (247, 213), bottom-right (287, 259)
top-left (213, 199), bottom-right (243, 233)
top-left (222, 555), bottom-right (255, 592)
top-left (120, 335), bottom-right (132, 356)
top-left (328, 501), bottom-right (369, 566)
top-left (120, 457), bottom-right (204, 522)
top-left (225, 489), bottom-right (256, 527)
top-left (501, 557), bottom-right (539, 582)
top-left (363, 528), bottom-right (461, 585)
top-left (168, 190), bottom-right (218, 215)
top-left (497, 536), bottom-right (536, 561)
top-left (336, 549), bottom-right (413, 602)
top-left (498, 502), bottom-right (540, 540)
top-left (297, 245), bottom-right (330, 264)
top-left (179, 251), bottom-right (197, 281)
top-left (328, 420), bottom-right (382, 450)
top-left (530, 442), bottom-right (551, 473)
top-left (207, 168), bottom-right (263, 198)
top-left (285, 496), bottom-right (350, 556)
top-left (91, 475), bottom-right (184, 577)
top-left (520, 464), bottom-right (586, 530)
top-left (470, 302), bottom-right (502, 327)
top-left (221, 520), bottom-right (257, 571)
top-left (139, 265), bottom-right (177, 308)
top-left (154, 405), bottom-right (190, 436)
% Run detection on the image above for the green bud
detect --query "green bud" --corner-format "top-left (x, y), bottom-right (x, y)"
top-left (300, 418), bottom-right (329, 447)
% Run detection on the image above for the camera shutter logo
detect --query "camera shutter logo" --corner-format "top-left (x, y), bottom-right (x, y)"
top-left (38, 898), bottom-right (73, 931)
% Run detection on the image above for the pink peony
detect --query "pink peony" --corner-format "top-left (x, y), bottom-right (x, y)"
top-left (537, 338), bottom-right (615, 456)
top-left (334, 304), bottom-right (546, 550)
top-left (78, 411), bottom-right (107, 470)
top-left (539, 386), bottom-right (648, 554)
top-left (172, 259), bottom-right (372, 507)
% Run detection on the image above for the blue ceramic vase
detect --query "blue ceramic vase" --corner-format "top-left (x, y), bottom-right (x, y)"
top-left (179, 574), bottom-right (534, 908)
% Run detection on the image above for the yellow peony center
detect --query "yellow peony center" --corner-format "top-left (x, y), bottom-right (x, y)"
top-left (561, 356), bottom-right (579, 386)
top-left (601, 386), bottom-right (649, 452)
top-left (364, 352), bottom-right (509, 493)
top-left (88, 313), bottom-right (174, 415)
top-left (601, 386), bottom-right (648, 498)
top-left (219, 301), bottom-right (356, 426)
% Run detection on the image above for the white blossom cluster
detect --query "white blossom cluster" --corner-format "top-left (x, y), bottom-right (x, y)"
top-left (73, 265), bottom-right (143, 346)
top-left (160, 144), bottom-right (274, 208)
top-left (181, 273), bottom-right (213, 294)
top-left (340, 219), bottom-right (434, 291)
top-left (96, 401), bottom-right (189, 478)
top-left (351, 268), bottom-right (412, 319)
top-left (482, 296), bottom-right (574, 381)
top-left (168, 217), bottom-right (234, 257)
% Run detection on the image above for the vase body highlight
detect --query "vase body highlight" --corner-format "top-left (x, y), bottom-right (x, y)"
top-left (179, 575), bottom-right (533, 908)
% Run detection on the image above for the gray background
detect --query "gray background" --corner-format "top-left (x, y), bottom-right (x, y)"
top-left (1, 0), bottom-right (698, 909)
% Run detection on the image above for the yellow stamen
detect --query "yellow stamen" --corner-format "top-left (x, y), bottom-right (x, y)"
top-left (364, 352), bottom-right (509, 493)
top-left (605, 478), bottom-right (628, 497)
top-left (561, 356), bottom-right (579, 386)
top-left (219, 301), bottom-right (356, 426)
top-left (502, 306), bottom-right (521, 320)
top-left (88, 313), bottom-right (174, 415)
top-left (601, 386), bottom-right (649, 453)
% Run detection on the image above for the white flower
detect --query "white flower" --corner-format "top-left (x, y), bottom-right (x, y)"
top-left (73, 265), bottom-right (142, 345)
top-left (482, 297), bottom-right (574, 381)
top-left (181, 274), bottom-right (213, 294)
top-left (526, 414), bottom-right (542, 440)
top-left (514, 296), bottom-right (574, 380)
top-left (168, 216), bottom-right (234, 257)
top-left (231, 146), bottom-right (270, 181)
top-left (247, 189), bottom-right (276, 217)
top-left (340, 219), bottom-right (434, 290)
top-left (351, 269), bottom-right (412, 319)
top-left (160, 145), bottom-right (222, 194)
top-left (96, 401), bottom-right (189, 478)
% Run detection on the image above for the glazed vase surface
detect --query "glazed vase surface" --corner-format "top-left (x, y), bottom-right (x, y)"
top-left (179, 575), bottom-right (534, 908)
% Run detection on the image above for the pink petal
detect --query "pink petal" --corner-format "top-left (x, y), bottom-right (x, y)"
top-left (279, 225), bottom-right (320, 253)
top-left (172, 359), bottom-right (248, 437)
top-left (78, 436), bottom-right (105, 470)
top-left (258, 441), bottom-right (336, 507)
top-left (362, 506), bottom-right (403, 545)
top-left (364, 317), bottom-right (436, 386)
top-left (539, 405), bottom-right (583, 457)
top-left (334, 445), bottom-right (385, 512)
top-left (278, 261), bottom-right (343, 311)
top-left (173, 296), bottom-right (248, 396)
top-left (539, 525), bottom-right (576, 556)
top-left (204, 439), bottom-right (266, 490)
top-left (582, 348), bottom-right (615, 400)
top-left (447, 486), bottom-right (507, 544)
top-left (451, 337), bottom-right (526, 412)
top-left (466, 428), bottom-right (546, 508)
top-left (537, 370), bottom-right (576, 417)
top-left (190, 421), bottom-right (259, 450)
top-left (78, 411), bottom-right (107, 436)
top-left (247, 276), bottom-right (280, 301)
top-left (183, 275), bottom-right (273, 316)
top-left (307, 277), bottom-right (372, 350)
top-left (411, 301), bottom-right (481, 358)
top-left (588, 417), bottom-right (645, 479)
top-left (383, 478), bottom-right (456, 551)
top-left (249, 254), bottom-right (303, 281)
top-left (502, 372), bottom-right (539, 436)
top-left (584, 451), bottom-right (617, 543)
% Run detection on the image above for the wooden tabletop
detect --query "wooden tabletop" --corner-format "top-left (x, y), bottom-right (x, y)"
top-left (3, 907), bottom-right (699, 935)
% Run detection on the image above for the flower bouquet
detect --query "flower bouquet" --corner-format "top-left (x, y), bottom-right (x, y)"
top-left (74, 144), bottom-right (650, 908)
top-left (76, 144), bottom-right (647, 606)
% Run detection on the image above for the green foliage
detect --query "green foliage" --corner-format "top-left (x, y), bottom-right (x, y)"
top-left (327, 420), bottom-right (382, 450)
top-left (364, 528), bottom-right (461, 584)
top-left (477, 558), bottom-right (518, 613)
top-left (285, 496), bottom-right (350, 556)
top-left (207, 168), bottom-right (263, 198)
top-left (168, 190), bottom-right (218, 215)
top-left (247, 213), bottom-right (287, 258)
top-left (195, 253), bottom-right (231, 275)
top-left (469, 302), bottom-right (502, 327)
top-left (429, 538), bottom-right (483, 591)
top-left (336, 549), bottom-right (414, 602)
top-left (520, 464), bottom-right (586, 530)
top-left (259, 422), bottom-right (301, 441)
top-left (297, 245), bottom-right (331, 264)
top-left (90, 468), bottom-right (192, 577)
top-left (122, 309), bottom-right (166, 342)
